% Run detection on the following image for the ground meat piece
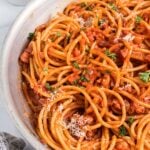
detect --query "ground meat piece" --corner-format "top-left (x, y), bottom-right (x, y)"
top-left (145, 54), bottom-right (150, 63)
top-left (86, 130), bottom-right (96, 140)
top-left (131, 102), bottom-right (146, 114)
top-left (86, 27), bottom-right (104, 43)
top-left (111, 99), bottom-right (121, 111)
top-left (111, 99), bottom-right (130, 113)
top-left (114, 139), bottom-right (130, 150)
top-left (101, 74), bottom-right (110, 88)
top-left (20, 46), bottom-right (32, 63)
top-left (131, 51), bottom-right (145, 62)
top-left (77, 115), bottom-right (94, 127)
top-left (73, 48), bottom-right (81, 57)
top-left (133, 36), bottom-right (144, 44)
top-left (120, 48), bottom-right (128, 59)
top-left (20, 51), bottom-right (30, 63)
top-left (83, 115), bottom-right (94, 125)
top-left (67, 73), bottom-right (80, 84)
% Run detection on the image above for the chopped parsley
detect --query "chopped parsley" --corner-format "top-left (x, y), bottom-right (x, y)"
top-left (83, 69), bottom-right (89, 74)
top-left (105, 70), bottom-right (111, 74)
top-left (139, 71), bottom-right (150, 83)
top-left (45, 83), bottom-right (53, 91)
top-left (80, 27), bottom-right (86, 31)
top-left (135, 16), bottom-right (142, 24)
top-left (73, 79), bottom-right (79, 85)
top-left (43, 67), bottom-right (48, 74)
top-left (51, 37), bottom-right (55, 42)
top-left (127, 117), bottom-right (134, 126)
top-left (78, 85), bottom-right (85, 89)
top-left (28, 32), bottom-right (35, 41)
top-left (56, 32), bottom-right (61, 37)
top-left (80, 75), bottom-right (89, 82)
top-left (80, 2), bottom-right (87, 8)
top-left (119, 125), bottom-right (128, 136)
top-left (72, 61), bottom-right (80, 69)
top-left (109, 3), bottom-right (118, 11)
top-left (66, 33), bottom-right (71, 42)
top-left (80, 2), bottom-right (92, 11)
top-left (98, 19), bottom-right (105, 26)
top-left (105, 49), bottom-right (117, 60)
top-left (85, 5), bottom-right (93, 11)
top-left (85, 45), bottom-right (90, 53)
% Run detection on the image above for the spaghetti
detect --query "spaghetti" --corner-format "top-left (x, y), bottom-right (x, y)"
top-left (20, 0), bottom-right (150, 149)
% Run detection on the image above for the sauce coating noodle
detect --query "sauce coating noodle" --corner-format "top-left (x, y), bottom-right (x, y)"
top-left (20, 0), bottom-right (150, 149)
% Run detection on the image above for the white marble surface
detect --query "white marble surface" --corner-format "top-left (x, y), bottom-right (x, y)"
top-left (0, 0), bottom-right (25, 137)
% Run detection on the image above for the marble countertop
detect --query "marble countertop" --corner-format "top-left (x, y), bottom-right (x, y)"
top-left (0, 0), bottom-right (25, 138)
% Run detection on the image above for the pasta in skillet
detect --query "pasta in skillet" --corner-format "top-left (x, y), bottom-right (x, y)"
top-left (20, 0), bottom-right (150, 149)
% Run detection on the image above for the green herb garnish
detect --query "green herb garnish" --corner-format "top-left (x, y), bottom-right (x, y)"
top-left (98, 19), bottom-right (105, 26)
top-left (83, 69), bottom-right (89, 74)
top-left (80, 2), bottom-right (92, 11)
top-left (43, 67), bottom-right (48, 74)
top-left (51, 37), bottom-right (55, 42)
top-left (66, 33), bottom-right (71, 41)
top-left (96, 14), bottom-right (99, 19)
top-left (73, 79), bottom-right (79, 85)
top-left (66, 33), bottom-right (71, 42)
top-left (72, 61), bottom-right (80, 69)
top-left (135, 16), bottom-right (142, 24)
top-left (80, 2), bottom-right (87, 8)
top-left (105, 70), bottom-right (111, 74)
top-left (80, 75), bottom-right (89, 82)
top-left (56, 32), bottom-right (62, 37)
top-left (86, 5), bottom-right (93, 11)
top-left (85, 48), bottom-right (90, 53)
top-left (139, 71), bottom-right (150, 83)
top-left (80, 27), bottom-right (86, 31)
top-left (127, 117), bottom-right (134, 126)
top-left (45, 83), bottom-right (53, 91)
top-left (105, 49), bottom-right (117, 60)
top-left (85, 45), bottom-right (90, 53)
top-left (109, 3), bottom-right (118, 11)
top-left (78, 85), bottom-right (85, 88)
top-left (28, 32), bottom-right (35, 41)
top-left (119, 125), bottom-right (127, 136)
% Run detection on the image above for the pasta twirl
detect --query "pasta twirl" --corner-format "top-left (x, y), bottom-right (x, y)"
top-left (20, 0), bottom-right (150, 149)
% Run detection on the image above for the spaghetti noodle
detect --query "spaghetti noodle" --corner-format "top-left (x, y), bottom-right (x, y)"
top-left (20, 0), bottom-right (150, 149)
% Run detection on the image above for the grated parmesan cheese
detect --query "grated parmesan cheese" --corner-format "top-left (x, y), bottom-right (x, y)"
top-left (113, 37), bottom-right (120, 43)
top-left (58, 104), bottom-right (64, 112)
top-left (119, 84), bottom-right (131, 90)
top-left (124, 84), bottom-right (131, 88)
top-left (144, 96), bottom-right (150, 101)
top-left (58, 114), bottom-right (94, 138)
top-left (48, 88), bottom-right (63, 101)
top-left (84, 17), bottom-right (93, 27)
top-left (76, 17), bottom-right (85, 27)
top-left (67, 117), bottom-right (86, 138)
top-left (58, 114), bottom-right (86, 138)
top-left (89, 70), bottom-right (94, 75)
top-left (123, 33), bottom-right (135, 42)
top-left (75, 14), bottom-right (93, 27)
top-left (116, 13), bottom-right (124, 19)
